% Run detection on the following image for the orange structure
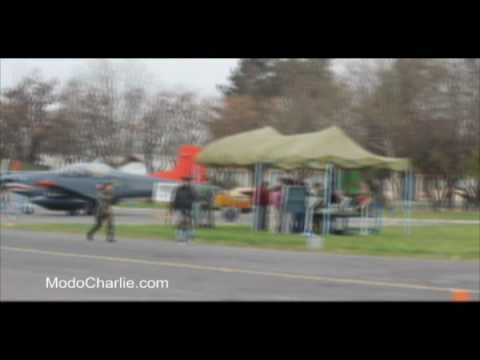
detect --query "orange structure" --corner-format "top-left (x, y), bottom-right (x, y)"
top-left (150, 145), bottom-right (208, 183)
top-left (9, 160), bottom-right (23, 171)
top-left (451, 289), bottom-right (473, 302)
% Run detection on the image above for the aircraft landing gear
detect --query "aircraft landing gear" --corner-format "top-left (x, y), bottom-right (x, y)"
top-left (22, 204), bottom-right (35, 215)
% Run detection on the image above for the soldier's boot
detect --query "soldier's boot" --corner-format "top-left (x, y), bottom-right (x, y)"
top-left (86, 228), bottom-right (96, 241)
top-left (106, 228), bottom-right (115, 242)
top-left (176, 228), bottom-right (187, 244)
top-left (106, 215), bottom-right (115, 242)
top-left (187, 231), bottom-right (193, 244)
top-left (106, 230), bottom-right (116, 242)
top-left (87, 216), bottom-right (103, 241)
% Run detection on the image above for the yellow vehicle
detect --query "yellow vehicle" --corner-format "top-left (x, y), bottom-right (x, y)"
top-left (214, 187), bottom-right (254, 212)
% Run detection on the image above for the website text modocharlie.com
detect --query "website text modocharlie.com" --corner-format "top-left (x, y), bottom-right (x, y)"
top-left (46, 276), bottom-right (169, 290)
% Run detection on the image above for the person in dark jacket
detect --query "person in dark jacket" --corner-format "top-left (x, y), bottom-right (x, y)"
top-left (171, 176), bottom-right (197, 243)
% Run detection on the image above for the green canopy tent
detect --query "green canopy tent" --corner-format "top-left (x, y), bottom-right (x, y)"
top-left (258, 126), bottom-right (412, 236)
top-left (195, 126), bottom-right (286, 167)
top-left (262, 126), bottom-right (409, 171)
top-left (197, 126), bottom-right (409, 171)
top-left (196, 126), bottom-right (413, 234)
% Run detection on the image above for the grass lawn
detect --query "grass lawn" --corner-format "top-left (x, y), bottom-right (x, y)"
top-left (7, 223), bottom-right (479, 261)
top-left (118, 201), bottom-right (480, 221)
top-left (116, 200), bottom-right (169, 209)
top-left (385, 209), bottom-right (479, 221)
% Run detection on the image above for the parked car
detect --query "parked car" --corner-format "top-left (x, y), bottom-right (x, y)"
top-left (214, 187), bottom-right (254, 213)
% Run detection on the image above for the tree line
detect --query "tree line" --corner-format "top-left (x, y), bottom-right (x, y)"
top-left (210, 59), bottom-right (479, 208)
top-left (0, 60), bottom-right (213, 172)
top-left (1, 58), bottom-right (478, 208)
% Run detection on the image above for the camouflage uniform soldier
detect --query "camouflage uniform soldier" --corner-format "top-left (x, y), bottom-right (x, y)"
top-left (87, 182), bottom-right (115, 242)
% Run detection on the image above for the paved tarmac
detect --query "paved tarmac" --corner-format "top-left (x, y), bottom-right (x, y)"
top-left (1, 228), bottom-right (478, 301)
top-left (4, 205), bottom-right (479, 226)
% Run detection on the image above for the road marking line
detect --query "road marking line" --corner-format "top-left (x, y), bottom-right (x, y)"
top-left (2, 245), bottom-right (479, 294)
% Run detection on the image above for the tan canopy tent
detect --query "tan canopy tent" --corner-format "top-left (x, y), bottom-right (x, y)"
top-left (195, 126), bottom-right (287, 167)
top-left (196, 125), bottom-right (413, 234)
top-left (263, 126), bottom-right (410, 171)
top-left (197, 126), bottom-right (410, 171)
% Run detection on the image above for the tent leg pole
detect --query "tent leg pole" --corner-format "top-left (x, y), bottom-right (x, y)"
top-left (408, 170), bottom-right (414, 236)
top-left (322, 169), bottom-right (327, 236)
top-left (253, 163), bottom-right (264, 232)
top-left (328, 165), bottom-right (333, 235)
top-left (404, 170), bottom-right (413, 235)
top-left (406, 171), bottom-right (409, 235)
top-left (403, 171), bottom-right (407, 234)
top-left (322, 164), bottom-right (332, 237)
top-left (253, 164), bottom-right (258, 232)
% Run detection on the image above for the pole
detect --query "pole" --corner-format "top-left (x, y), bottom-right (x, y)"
top-left (408, 170), bottom-right (414, 235)
top-left (335, 168), bottom-right (342, 192)
top-left (253, 163), bottom-right (264, 232)
top-left (403, 170), bottom-right (413, 235)
top-left (327, 165), bottom-right (333, 235)
top-left (322, 164), bottom-right (332, 236)
top-left (253, 164), bottom-right (258, 231)
top-left (403, 171), bottom-right (407, 234)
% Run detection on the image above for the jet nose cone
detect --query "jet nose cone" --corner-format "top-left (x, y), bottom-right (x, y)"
top-left (0, 175), bottom-right (13, 188)
top-left (3, 182), bottom-right (35, 192)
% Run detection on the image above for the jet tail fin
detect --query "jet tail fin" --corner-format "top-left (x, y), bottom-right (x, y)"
top-left (149, 145), bottom-right (207, 183)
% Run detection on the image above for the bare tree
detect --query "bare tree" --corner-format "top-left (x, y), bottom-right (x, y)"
top-left (0, 96), bottom-right (13, 159)
top-left (139, 91), bottom-right (212, 172)
top-left (346, 59), bottom-right (480, 208)
top-left (61, 60), bottom-right (151, 164)
top-left (2, 70), bottom-right (58, 162)
top-left (140, 92), bottom-right (173, 173)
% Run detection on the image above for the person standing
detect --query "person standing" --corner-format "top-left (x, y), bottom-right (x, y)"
top-left (203, 185), bottom-right (216, 228)
top-left (357, 182), bottom-right (372, 208)
top-left (253, 181), bottom-right (270, 231)
top-left (171, 176), bottom-right (197, 243)
top-left (87, 181), bottom-right (115, 242)
top-left (269, 183), bottom-right (283, 233)
top-left (305, 182), bottom-right (323, 234)
top-left (195, 185), bottom-right (215, 228)
top-left (292, 181), bottom-right (307, 233)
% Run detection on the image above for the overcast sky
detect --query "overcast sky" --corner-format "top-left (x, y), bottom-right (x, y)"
top-left (0, 59), bottom-right (353, 97)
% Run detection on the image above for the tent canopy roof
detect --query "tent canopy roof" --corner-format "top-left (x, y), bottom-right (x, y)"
top-left (196, 126), bottom-right (410, 171)
top-left (264, 126), bottom-right (410, 171)
top-left (195, 127), bottom-right (286, 167)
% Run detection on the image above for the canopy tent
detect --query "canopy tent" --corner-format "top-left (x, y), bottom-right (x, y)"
top-left (195, 127), bottom-right (286, 167)
top-left (196, 126), bottom-right (409, 171)
top-left (262, 126), bottom-right (410, 171)
top-left (196, 125), bottom-right (413, 234)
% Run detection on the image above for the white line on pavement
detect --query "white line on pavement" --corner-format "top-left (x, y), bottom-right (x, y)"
top-left (2, 245), bottom-right (479, 294)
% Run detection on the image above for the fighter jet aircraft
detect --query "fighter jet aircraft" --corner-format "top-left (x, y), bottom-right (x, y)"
top-left (0, 162), bottom-right (177, 215)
